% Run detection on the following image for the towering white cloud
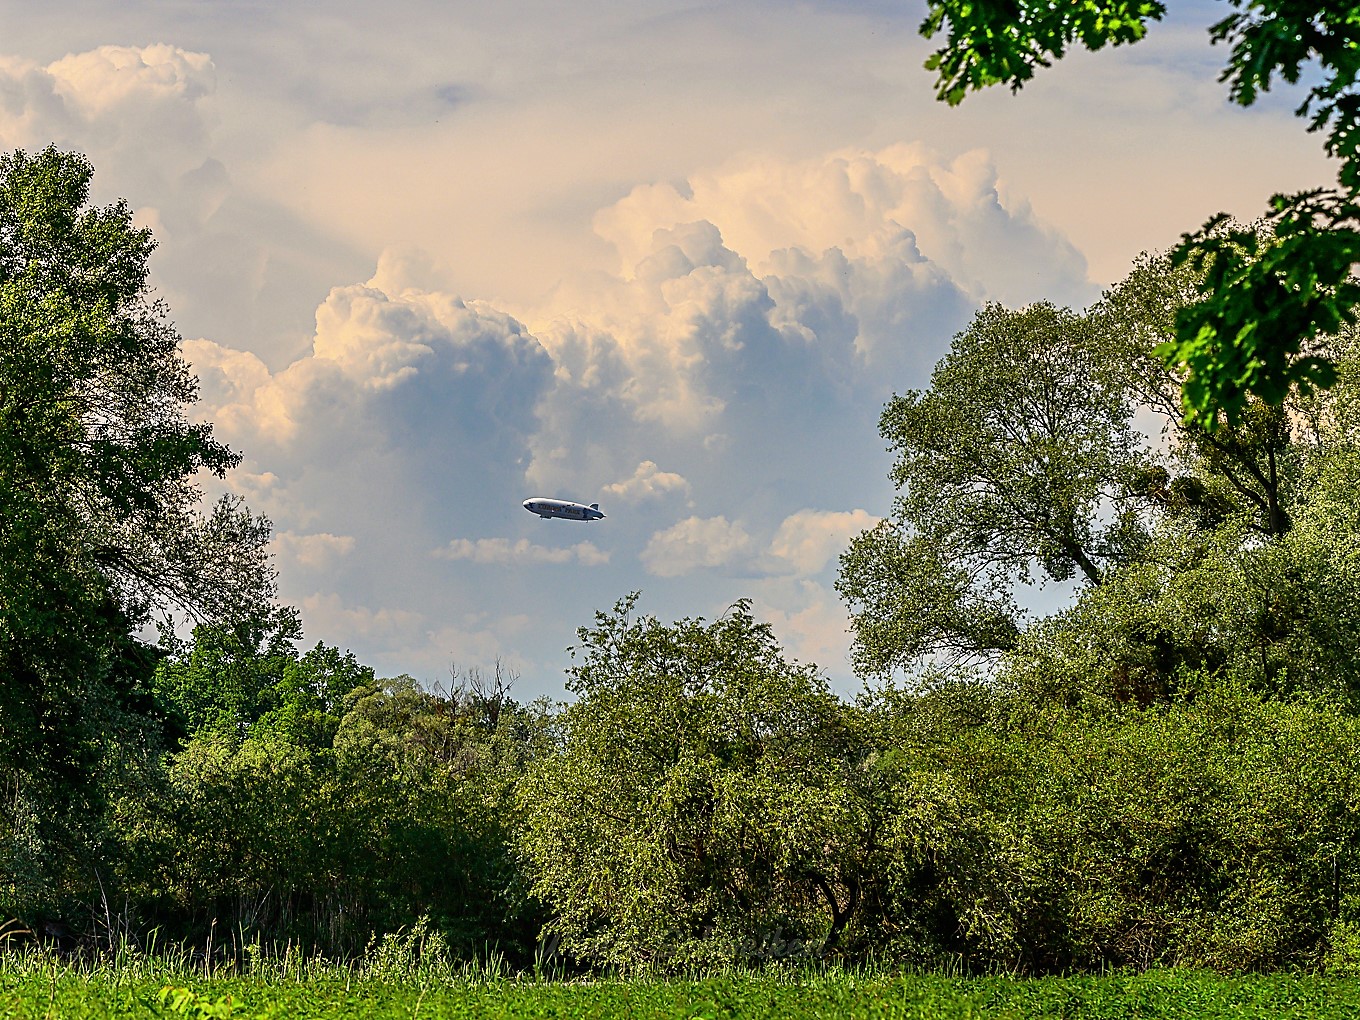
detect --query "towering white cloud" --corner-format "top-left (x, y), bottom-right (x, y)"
top-left (9, 5), bottom-right (1307, 694)
top-left (520, 145), bottom-right (1091, 506)
top-left (594, 145), bottom-right (1091, 310)
top-left (45, 44), bottom-right (214, 114)
top-left (177, 141), bottom-right (1101, 688)
top-left (189, 248), bottom-right (552, 449)
top-left (183, 247), bottom-right (559, 680)
top-left (0, 44), bottom-right (216, 169)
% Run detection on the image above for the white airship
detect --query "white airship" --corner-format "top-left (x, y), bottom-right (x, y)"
top-left (523, 497), bottom-right (606, 521)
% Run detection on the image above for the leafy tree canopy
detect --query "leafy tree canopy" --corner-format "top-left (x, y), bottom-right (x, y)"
top-left (519, 594), bottom-right (869, 968)
top-left (0, 146), bottom-right (274, 630)
top-left (0, 147), bottom-right (276, 913)
top-left (842, 242), bottom-right (1360, 686)
top-left (920, 1), bottom-right (1360, 425)
top-left (837, 301), bottom-right (1144, 679)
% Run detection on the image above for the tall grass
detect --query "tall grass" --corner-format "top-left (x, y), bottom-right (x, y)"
top-left (0, 916), bottom-right (519, 991)
top-left (3, 929), bottom-right (1360, 1020)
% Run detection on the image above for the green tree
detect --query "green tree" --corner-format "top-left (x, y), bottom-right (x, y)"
top-left (919, 1), bottom-right (1360, 423)
top-left (0, 146), bottom-right (273, 920)
top-left (837, 302), bottom-right (1144, 680)
top-left (1096, 242), bottom-right (1327, 539)
top-left (855, 659), bottom-right (1360, 971)
top-left (331, 669), bottom-right (549, 958)
top-left (0, 147), bottom-right (272, 626)
top-left (152, 607), bottom-right (304, 742)
top-left (519, 595), bottom-right (874, 969)
top-left (258, 641), bottom-right (378, 748)
top-left (119, 663), bottom-right (551, 959)
top-left (981, 253), bottom-right (1360, 709)
top-left (1006, 445), bottom-right (1360, 709)
top-left (843, 245), bottom-right (1360, 689)
top-left (930, 683), bottom-right (1360, 971)
top-left (837, 523), bottom-right (1023, 679)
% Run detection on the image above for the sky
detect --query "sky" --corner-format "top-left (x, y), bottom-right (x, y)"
top-left (0, 0), bottom-right (1339, 700)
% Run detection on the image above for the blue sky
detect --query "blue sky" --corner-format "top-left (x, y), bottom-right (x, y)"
top-left (0, 0), bottom-right (1337, 698)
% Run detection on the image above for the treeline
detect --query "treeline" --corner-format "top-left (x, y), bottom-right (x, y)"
top-left (4, 146), bottom-right (1360, 975)
top-left (11, 591), bottom-right (1360, 974)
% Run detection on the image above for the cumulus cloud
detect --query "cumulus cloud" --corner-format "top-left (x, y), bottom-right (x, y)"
top-left (0, 45), bottom-right (216, 165)
top-left (46, 44), bottom-right (215, 114)
top-left (183, 339), bottom-right (277, 431)
top-left (433, 538), bottom-right (609, 566)
top-left (641, 516), bottom-right (754, 577)
top-left (274, 531), bottom-right (356, 569)
top-left (593, 145), bottom-right (1091, 310)
top-left (752, 581), bottom-right (856, 682)
top-left (175, 144), bottom-right (1098, 698)
top-left (179, 146), bottom-right (1075, 692)
top-left (182, 249), bottom-right (564, 674)
top-left (300, 592), bottom-right (425, 650)
top-left (768, 508), bottom-right (880, 576)
top-left (0, 41), bottom-right (401, 386)
top-left (520, 145), bottom-right (1092, 504)
top-left (5, 0), bottom-right (1333, 703)
top-left (603, 461), bottom-right (692, 503)
top-left (186, 247), bottom-right (553, 447)
top-left (528, 220), bottom-right (770, 434)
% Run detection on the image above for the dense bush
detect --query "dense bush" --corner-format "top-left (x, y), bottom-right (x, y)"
top-left (518, 596), bottom-right (875, 969)
top-left (866, 683), bottom-right (1360, 971)
top-left (100, 639), bottom-right (552, 962)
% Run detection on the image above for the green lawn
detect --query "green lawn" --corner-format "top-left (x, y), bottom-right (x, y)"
top-left (3, 969), bottom-right (1360, 1020)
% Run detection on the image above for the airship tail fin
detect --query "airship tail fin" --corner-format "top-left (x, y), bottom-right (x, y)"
top-left (590, 503), bottom-right (599, 510)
